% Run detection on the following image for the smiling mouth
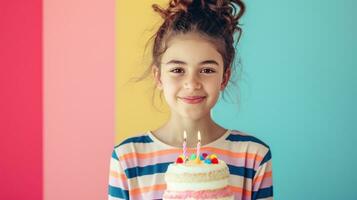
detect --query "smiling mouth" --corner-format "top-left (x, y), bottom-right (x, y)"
top-left (178, 96), bottom-right (206, 104)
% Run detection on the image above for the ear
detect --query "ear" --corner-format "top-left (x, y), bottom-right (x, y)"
top-left (152, 65), bottom-right (163, 90)
top-left (221, 67), bottom-right (231, 90)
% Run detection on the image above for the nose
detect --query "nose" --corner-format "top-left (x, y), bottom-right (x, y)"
top-left (183, 74), bottom-right (202, 90)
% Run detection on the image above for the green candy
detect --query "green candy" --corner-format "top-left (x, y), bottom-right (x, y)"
top-left (190, 154), bottom-right (197, 160)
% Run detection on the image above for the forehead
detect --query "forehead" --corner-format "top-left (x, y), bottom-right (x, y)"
top-left (161, 33), bottom-right (223, 66)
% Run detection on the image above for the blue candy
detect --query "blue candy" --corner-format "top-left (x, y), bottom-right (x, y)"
top-left (204, 159), bottom-right (212, 164)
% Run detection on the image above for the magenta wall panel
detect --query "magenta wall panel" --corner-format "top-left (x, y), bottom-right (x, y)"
top-left (0, 0), bottom-right (43, 200)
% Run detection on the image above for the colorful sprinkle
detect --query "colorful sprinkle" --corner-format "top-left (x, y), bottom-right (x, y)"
top-left (190, 154), bottom-right (197, 160)
top-left (176, 157), bottom-right (184, 164)
top-left (204, 159), bottom-right (212, 164)
top-left (211, 157), bottom-right (219, 164)
top-left (175, 153), bottom-right (222, 165)
top-left (194, 158), bottom-right (202, 164)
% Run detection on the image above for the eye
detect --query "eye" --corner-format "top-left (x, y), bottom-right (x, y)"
top-left (170, 68), bottom-right (184, 73)
top-left (201, 68), bottom-right (216, 74)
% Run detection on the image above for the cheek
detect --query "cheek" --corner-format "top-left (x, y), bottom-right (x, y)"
top-left (206, 77), bottom-right (222, 90)
top-left (161, 78), bottom-right (180, 96)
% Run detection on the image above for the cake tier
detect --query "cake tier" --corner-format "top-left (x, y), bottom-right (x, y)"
top-left (163, 160), bottom-right (233, 199)
top-left (163, 186), bottom-right (234, 200)
top-left (165, 160), bottom-right (230, 191)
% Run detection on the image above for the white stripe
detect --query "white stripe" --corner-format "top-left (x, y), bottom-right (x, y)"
top-left (167, 178), bottom-right (228, 191)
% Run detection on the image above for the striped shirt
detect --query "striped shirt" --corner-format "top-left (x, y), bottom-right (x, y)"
top-left (108, 129), bottom-right (273, 200)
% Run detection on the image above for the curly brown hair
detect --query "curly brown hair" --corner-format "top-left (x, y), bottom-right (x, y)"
top-left (136, 0), bottom-right (246, 108)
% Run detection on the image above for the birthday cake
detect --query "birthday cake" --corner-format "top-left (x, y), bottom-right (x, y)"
top-left (163, 153), bottom-right (233, 200)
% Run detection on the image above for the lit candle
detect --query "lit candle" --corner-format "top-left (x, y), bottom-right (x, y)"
top-left (183, 131), bottom-right (187, 162)
top-left (196, 131), bottom-right (201, 158)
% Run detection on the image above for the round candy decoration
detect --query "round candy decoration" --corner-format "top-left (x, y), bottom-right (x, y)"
top-left (211, 157), bottom-right (219, 164)
top-left (176, 157), bottom-right (184, 164)
top-left (204, 159), bottom-right (212, 164)
top-left (190, 154), bottom-right (197, 160)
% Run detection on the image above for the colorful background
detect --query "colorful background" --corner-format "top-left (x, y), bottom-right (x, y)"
top-left (1, 0), bottom-right (357, 200)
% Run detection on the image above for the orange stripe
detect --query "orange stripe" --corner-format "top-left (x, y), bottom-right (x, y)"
top-left (229, 185), bottom-right (252, 196)
top-left (110, 171), bottom-right (127, 182)
top-left (120, 148), bottom-right (180, 160)
top-left (119, 147), bottom-right (263, 162)
top-left (129, 184), bottom-right (166, 196)
top-left (253, 171), bottom-right (272, 185)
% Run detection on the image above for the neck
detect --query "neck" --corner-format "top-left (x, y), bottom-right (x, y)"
top-left (153, 112), bottom-right (226, 148)
top-left (168, 114), bottom-right (214, 138)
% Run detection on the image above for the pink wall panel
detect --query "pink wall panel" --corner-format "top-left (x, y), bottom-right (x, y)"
top-left (0, 1), bottom-right (43, 199)
top-left (43, 0), bottom-right (115, 199)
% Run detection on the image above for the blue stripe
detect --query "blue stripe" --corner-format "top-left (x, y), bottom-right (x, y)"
top-left (124, 162), bottom-right (173, 179)
top-left (225, 134), bottom-right (269, 148)
top-left (112, 150), bottom-right (119, 160)
top-left (116, 135), bottom-right (154, 147)
top-left (108, 185), bottom-right (129, 199)
top-left (227, 164), bottom-right (256, 179)
top-left (260, 149), bottom-right (272, 166)
top-left (252, 186), bottom-right (273, 200)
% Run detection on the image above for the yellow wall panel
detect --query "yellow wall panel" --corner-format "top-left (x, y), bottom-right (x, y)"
top-left (115, 0), bottom-right (169, 144)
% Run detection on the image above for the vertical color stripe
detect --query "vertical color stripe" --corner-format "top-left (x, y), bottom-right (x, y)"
top-left (44, 0), bottom-right (115, 199)
top-left (115, 0), bottom-right (169, 144)
top-left (0, 0), bottom-right (43, 199)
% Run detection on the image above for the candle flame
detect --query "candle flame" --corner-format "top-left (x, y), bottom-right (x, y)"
top-left (198, 131), bottom-right (201, 141)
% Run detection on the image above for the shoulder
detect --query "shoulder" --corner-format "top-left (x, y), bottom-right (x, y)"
top-left (226, 130), bottom-right (270, 149)
top-left (116, 132), bottom-right (154, 147)
top-left (112, 131), bottom-right (156, 159)
top-left (225, 129), bottom-right (272, 164)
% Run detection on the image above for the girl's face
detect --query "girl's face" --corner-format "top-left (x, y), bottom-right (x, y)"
top-left (154, 33), bottom-right (230, 120)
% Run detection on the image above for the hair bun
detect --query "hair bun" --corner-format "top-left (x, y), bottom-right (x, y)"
top-left (152, 0), bottom-right (245, 34)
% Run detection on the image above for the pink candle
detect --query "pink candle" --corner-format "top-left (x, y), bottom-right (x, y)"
top-left (183, 131), bottom-right (187, 161)
top-left (196, 131), bottom-right (201, 157)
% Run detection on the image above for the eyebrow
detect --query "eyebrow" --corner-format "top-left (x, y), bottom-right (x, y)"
top-left (164, 59), bottom-right (219, 66)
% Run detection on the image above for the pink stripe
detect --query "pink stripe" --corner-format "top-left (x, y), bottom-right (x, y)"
top-left (238, 193), bottom-right (251, 200)
top-left (253, 177), bottom-right (273, 191)
top-left (219, 153), bottom-right (260, 170)
top-left (131, 190), bottom-right (165, 200)
top-left (109, 177), bottom-right (128, 189)
top-left (0, 0), bottom-right (42, 199)
top-left (121, 153), bottom-right (177, 169)
top-left (163, 186), bottom-right (233, 199)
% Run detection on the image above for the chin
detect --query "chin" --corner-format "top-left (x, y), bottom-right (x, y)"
top-left (180, 110), bottom-right (211, 121)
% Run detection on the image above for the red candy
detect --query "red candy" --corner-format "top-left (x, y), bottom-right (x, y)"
top-left (211, 157), bottom-right (219, 164)
top-left (176, 157), bottom-right (184, 164)
top-left (202, 153), bottom-right (208, 159)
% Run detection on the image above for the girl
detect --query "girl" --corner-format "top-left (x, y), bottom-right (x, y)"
top-left (108, 0), bottom-right (273, 199)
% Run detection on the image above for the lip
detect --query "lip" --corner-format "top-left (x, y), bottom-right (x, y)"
top-left (179, 96), bottom-right (206, 104)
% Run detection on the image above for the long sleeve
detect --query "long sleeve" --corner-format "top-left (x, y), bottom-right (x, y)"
top-left (108, 149), bottom-right (129, 200)
top-left (252, 149), bottom-right (274, 200)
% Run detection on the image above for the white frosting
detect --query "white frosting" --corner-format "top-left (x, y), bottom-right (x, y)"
top-left (171, 197), bottom-right (234, 200)
top-left (166, 160), bottom-right (228, 174)
top-left (166, 178), bottom-right (229, 191)
top-left (165, 159), bottom-right (230, 191)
